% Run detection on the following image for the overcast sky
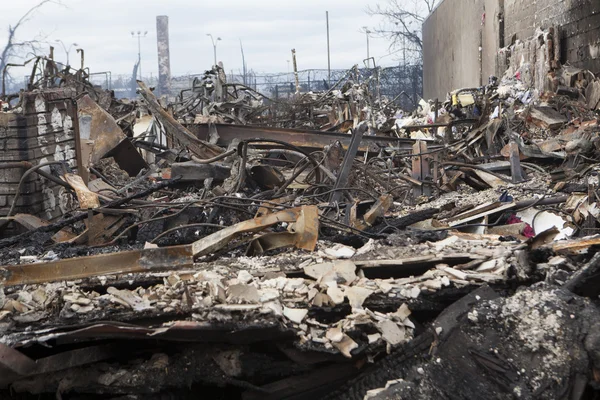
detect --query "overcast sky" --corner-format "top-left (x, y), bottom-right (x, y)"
top-left (0, 0), bottom-right (398, 79)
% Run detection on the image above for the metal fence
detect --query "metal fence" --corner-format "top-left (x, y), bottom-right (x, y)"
top-left (5, 64), bottom-right (424, 111)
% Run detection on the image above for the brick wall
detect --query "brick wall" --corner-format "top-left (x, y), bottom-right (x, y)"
top-left (504, 0), bottom-right (600, 74)
top-left (0, 88), bottom-right (79, 221)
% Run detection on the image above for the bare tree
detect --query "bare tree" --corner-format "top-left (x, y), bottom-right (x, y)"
top-left (0, 0), bottom-right (61, 84)
top-left (367, 0), bottom-right (438, 61)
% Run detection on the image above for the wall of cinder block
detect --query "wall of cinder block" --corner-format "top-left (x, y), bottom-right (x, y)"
top-left (0, 88), bottom-right (78, 221)
top-left (504, 0), bottom-right (600, 72)
top-left (423, 0), bottom-right (600, 99)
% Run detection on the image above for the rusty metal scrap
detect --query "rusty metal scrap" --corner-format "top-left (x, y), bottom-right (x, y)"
top-left (137, 80), bottom-right (223, 160)
top-left (191, 206), bottom-right (317, 258)
top-left (4, 37), bottom-right (600, 400)
top-left (0, 245), bottom-right (194, 287)
top-left (63, 173), bottom-right (100, 209)
top-left (247, 205), bottom-right (319, 256)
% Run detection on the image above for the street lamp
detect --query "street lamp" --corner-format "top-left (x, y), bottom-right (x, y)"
top-left (363, 27), bottom-right (371, 65)
top-left (206, 34), bottom-right (221, 67)
top-left (131, 30), bottom-right (148, 81)
top-left (54, 40), bottom-right (78, 66)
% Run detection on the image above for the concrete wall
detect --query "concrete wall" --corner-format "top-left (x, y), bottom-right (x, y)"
top-left (423, 0), bottom-right (483, 99)
top-left (423, 0), bottom-right (600, 99)
top-left (423, 0), bottom-right (501, 98)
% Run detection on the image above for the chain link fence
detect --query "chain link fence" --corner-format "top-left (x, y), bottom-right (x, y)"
top-left (53, 64), bottom-right (423, 111)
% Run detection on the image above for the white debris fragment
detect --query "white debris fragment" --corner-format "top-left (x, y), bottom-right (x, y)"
top-left (227, 284), bottom-right (260, 304)
top-left (31, 288), bottom-right (47, 305)
top-left (437, 265), bottom-right (468, 280)
top-left (364, 379), bottom-right (406, 400)
top-left (345, 286), bottom-right (373, 309)
top-left (283, 307), bottom-right (308, 324)
top-left (334, 260), bottom-right (358, 284)
top-left (71, 303), bottom-right (94, 313)
top-left (356, 239), bottom-right (376, 255)
top-left (327, 284), bottom-right (345, 305)
top-left (422, 279), bottom-right (442, 290)
top-left (258, 288), bottom-right (280, 303)
top-left (262, 301), bottom-right (283, 317)
top-left (322, 244), bottom-right (356, 259)
top-left (106, 287), bottom-right (153, 311)
top-left (368, 333), bottom-right (382, 344)
top-left (468, 310), bottom-right (479, 322)
top-left (332, 334), bottom-right (358, 358)
top-left (378, 320), bottom-right (406, 345)
top-left (377, 281), bottom-right (394, 294)
top-left (476, 260), bottom-right (498, 272)
top-left (410, 287), bottom-right (421, 299)
top-left (393, 304), bottom-right (412, 321)
top-left (237, 270), bottom-right (254, 284)
top-left (326, 326), bottom-right (344, 343)
top-left (304, 262), bottom-right (333, 280)
top-left (0, 310), bottom-right (11, 321)
top-left (432, 235), bottom-right (459, 251)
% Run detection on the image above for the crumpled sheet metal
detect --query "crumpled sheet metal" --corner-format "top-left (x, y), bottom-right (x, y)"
top-left (192, 205), bottom-right (318, 258)
top-left (63, 173), bottom-right (100, 209)
top-left (0, 207), bottom-right (320, 286)
top-left (77, 94), bottom-right (127, 166)
top-left (247, 205), bottom-right (319, 256)
top-left (137, 80), bottom-right (223, 160)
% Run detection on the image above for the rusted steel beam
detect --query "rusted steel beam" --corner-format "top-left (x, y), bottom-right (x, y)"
top-left (330, 123), bottom-right (366, 204)
top-left (508, 141), bottom-right (526, 183)
top-left (192, 206), bottom-right (310, 257)
top-left (0, 245), bottom-right (194, 287)
top-left (412, 140), bottom-right (432, 198)
top-left (190, 123), bottom-right (432, 152)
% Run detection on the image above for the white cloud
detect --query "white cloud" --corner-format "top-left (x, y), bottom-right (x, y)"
top-left (0, 0), bottom-right (399, 78)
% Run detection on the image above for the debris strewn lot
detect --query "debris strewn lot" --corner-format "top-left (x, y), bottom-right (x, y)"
top-left (1, 52), bottom-right (600, 399)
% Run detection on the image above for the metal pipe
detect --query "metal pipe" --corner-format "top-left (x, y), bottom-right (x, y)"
top-left (5, 161), bottom-right (72, 218)
top-left (76, 48), bottom-right (84, 70)
top-left (326, 11), bottom-right (331, 86)
top-left (190, 148), bottom-right (236, 164)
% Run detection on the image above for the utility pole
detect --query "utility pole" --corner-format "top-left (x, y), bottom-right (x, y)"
top-left (55, 40), bottom-right (78, 66)
top-left (402, 26), bottom-right (407, 76)
top-left (326, 11), bottom-right (331, 86)
top-left (240, 39), bottom-right (247, 85)
top-left (131, 31), bottom-right (148, 81)
top-left (363, 27), bottom-right (371, 67)
top-left (156, 15), bottom-right (172, 97)
top-left (207, 34), bottom-right (221, 67)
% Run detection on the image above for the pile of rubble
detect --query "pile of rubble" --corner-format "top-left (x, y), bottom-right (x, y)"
top-left (1, 53), bottom-right (600, 399)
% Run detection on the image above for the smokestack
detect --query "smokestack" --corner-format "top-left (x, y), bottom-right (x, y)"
top-left (156, 15), bottom-right (171, 96)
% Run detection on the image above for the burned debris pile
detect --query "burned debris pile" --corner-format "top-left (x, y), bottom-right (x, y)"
top-left (1, 55), bottom-right (600, 400)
